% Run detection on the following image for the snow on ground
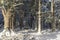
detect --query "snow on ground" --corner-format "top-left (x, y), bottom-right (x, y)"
top-left (0, 29), bottom-right (60, 40)
top-left (39, 29), bottom-right (60, 40)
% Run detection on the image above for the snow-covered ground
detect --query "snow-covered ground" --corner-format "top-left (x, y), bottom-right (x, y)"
top-left (40, 29), bottom-right (60, 40)
top-left (27, 29), bottom-right (60, 40)
top-left (0, 29), bottom-right (60, 40)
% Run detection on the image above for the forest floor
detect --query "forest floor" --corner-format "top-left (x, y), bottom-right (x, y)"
top-left (0, 29), bottom-right (60, 40)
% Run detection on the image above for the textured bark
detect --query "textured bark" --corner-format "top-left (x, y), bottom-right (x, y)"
top-left (2, 10), bottom-right (13, 31)
top-left (4, 16), bottom-right (10, 29)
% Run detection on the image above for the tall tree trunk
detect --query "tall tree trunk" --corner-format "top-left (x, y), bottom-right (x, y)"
top-left (51, 0), bottom-right (56, 31)
top-left (2, 9), bottom-right (12, 31)
top-left (37, 0), bottom-right (41, 34)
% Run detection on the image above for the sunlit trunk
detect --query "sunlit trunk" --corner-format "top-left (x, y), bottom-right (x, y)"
top-left (0, 10), bottom-right (16, 36)
top-left (4, 16), bottom-right (10, 30)
top-left (37, 0), bottom-right (41, 34)
top-left (2, 9), bottom-right (13, 31)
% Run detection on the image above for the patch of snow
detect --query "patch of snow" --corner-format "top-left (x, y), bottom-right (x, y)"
top-left (10, 30), bottom-right (17, 36)
top-left (0, 29), bottom-right (60, 40)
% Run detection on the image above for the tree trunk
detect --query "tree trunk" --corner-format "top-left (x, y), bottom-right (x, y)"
top-left (2, 10), bottom-right (13, 31)
top-left (4, 16), bottom-right (11, 31)
top-left (37, 0), bottom-right (41, 34)
top-left (11, 14), bottom-right (16, 30)
top-left (51, 0), bottom-right (56, 31)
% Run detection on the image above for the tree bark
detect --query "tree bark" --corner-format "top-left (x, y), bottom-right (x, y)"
top-left (51, 0), bottom-right (56, 31)
top-left (2, 10), bottom-right (13, 31)
top-left (37, 0), bottom-right (41, 34)
top-left (4, 16), bottom-right (12, 32)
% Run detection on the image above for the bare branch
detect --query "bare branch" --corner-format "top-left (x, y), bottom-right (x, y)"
top-left (13, 3), bottom-right (23, 7)
top-left (1, 9), bottom-right (6, 17)
top-left (1, 6), bottom-right (6, 17)
top-left (9, 3), bottom-right (24, 11)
